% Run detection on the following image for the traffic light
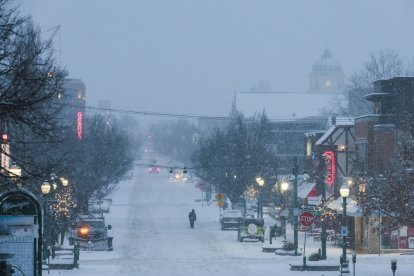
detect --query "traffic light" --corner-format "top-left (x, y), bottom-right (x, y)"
top-left (183, 167), bottom-right (187, 174)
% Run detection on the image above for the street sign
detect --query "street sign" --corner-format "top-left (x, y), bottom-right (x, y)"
top-left (215, 193), bottom-right (225, 201)
top-left (293, 208), bottom-right (299, 216)
top-left (280, 209), bottom-right (289, 217)
top-left (198, 182), bottom-right (206, 191)
top-left (341, 226), bottom-right (348, 236)
top-left (216, 201), bottom-right (224, 207)
top-left (299, 211), bottom-right (315, 227)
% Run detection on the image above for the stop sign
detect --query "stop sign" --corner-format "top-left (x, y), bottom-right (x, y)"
top-left (299, 212), bottom-right (314, 227)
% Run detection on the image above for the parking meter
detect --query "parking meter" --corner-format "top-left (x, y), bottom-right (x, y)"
top-left (391, 259), bottom-right (397, 274)
top-left (352, 253), bottom-right (356, 276)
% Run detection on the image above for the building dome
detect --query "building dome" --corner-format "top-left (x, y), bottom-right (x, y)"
top-left (309, 49), bottom-right (345, 93)
top-left (312, 49), bottom-right (343, 72)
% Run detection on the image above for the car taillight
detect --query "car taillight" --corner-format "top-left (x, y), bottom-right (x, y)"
top-left (148, 167), bottom-right (152, 172)
top-left (79, 227), bottom-right (89, 236)
top-left (157, 167), bottom-right (160, 172)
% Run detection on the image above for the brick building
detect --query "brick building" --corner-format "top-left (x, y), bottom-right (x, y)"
top-left (354, 77), bottom-right (414, 252)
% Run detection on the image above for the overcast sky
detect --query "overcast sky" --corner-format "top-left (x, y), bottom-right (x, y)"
top-left (18, 0), bottom-right (414, 117)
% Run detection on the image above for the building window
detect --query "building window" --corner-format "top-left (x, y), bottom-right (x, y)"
top-left (306, 140), bottom-right (312, 157)
top-left (356, 141), bottom-right (367, 171)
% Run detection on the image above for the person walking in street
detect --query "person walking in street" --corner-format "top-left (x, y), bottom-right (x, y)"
top-left (188, 209), bottom-right (197, 229)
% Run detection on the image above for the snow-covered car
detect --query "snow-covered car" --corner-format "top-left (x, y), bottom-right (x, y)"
top-left (219, 209), bottom-right (243, 230)
top-left (69, 214), bottom-right (113, 251)
top-left (169, 169), bottom-right (188, 182)
top-left (237, 218), bottom-right (265, 242)
top-left (148, 164), bottom-right (160, 173)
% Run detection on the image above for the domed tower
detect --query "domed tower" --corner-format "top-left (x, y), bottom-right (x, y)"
top-left (309, 49), bottom-right (345, 93)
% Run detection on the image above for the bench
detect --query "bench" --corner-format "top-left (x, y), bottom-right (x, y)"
top-left (290, 264), bottom-right (340, 271)
top-left (47, 244), bottom-right (80, 270)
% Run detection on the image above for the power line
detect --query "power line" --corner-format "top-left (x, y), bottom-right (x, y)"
top-left (67, 104), bottom-right (331, 123)
top-left (82, 105), bottom-right (231, 120)
top-left (238, 91), bottom-right (347, 95)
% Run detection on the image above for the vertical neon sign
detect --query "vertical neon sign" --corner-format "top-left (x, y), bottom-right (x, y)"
top-left (77, 111), bottom-right (83, 141)
top-left (323, 151), bottom-right (335, 185)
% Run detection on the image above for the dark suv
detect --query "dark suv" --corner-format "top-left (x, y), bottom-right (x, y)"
top-left (237, 218), bottom-right (265, 242)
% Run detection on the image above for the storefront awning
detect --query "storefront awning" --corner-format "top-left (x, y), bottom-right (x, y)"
top-left (297, 182), bottom-right (317, 199)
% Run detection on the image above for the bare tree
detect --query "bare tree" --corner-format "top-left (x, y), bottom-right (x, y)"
top-left (0, 0), bottom-right (67, 189)
top-left (348, 49), bottom-right (404, 116)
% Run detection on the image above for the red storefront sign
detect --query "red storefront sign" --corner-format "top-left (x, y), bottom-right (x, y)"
top-left (323, 151), bottom-right (335, 185)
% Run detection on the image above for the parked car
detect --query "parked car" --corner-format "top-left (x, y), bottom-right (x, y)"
top-left (219, 209), bottom-right (243, 230)
top-left (237, 218), bottom-right (265, 242)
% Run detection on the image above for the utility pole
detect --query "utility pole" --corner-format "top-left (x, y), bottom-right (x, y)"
top-left (293, 158), bottom-right (299, 256)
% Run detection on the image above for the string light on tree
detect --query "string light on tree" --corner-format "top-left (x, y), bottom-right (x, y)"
top-left (315, 202), bottom-right (337, 223)
top-left (52, 190), bottom-right (76, 219)
top-left (244, 185), bottom-right (259, 199)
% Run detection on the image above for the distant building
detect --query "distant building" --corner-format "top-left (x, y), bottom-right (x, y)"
top-left (97, 100), bottom-right (112, 126)
top-left (61, 79), bottom-right (86, 141)
top-left (309, 49), bottom-right (345, 93)
top-left (235, 49), bottom-right (347, 173)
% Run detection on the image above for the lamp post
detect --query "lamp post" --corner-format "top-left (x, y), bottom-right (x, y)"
top-left (256, 177), bottom-right (265, 219)
top-left (280, 181), bottom-right (289, 242)
top-left (340, 185), bottom-right (350, 275)
top-left (292, 158), bottom-right (299, 256)
top-left (41, 180), bottom-right (52, 260)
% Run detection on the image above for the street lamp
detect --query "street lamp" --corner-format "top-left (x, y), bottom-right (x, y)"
top-left (255, 177), bottom-right (265, 218)
top-left (280, 181), bottom-right (289, 242)
top-left (340, 185), bottom-right (350, 275)
top-left (60, 177), bottom-right (69, 187)
top-left (255, 177), bottom-right (265, 187)
top-left (280, 181), bottom-right (289, 192)
top-left (41, 180), bottom-right (51, 194)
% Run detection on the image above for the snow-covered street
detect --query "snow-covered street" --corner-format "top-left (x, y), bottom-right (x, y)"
top-left (49, 157), bottom-right (414, 276)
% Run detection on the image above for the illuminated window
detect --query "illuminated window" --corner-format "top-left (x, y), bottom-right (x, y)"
top-left (306, 140), bottom-right (312, 157)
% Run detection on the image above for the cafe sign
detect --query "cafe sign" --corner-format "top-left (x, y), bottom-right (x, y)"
top-left (0, 194), bottom-right (37, 216)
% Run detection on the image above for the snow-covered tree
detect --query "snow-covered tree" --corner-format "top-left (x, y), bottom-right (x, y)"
top-left (70, 114), bottom-right (134, 213)
top-left (355, 162), bottom-right (414, 229)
